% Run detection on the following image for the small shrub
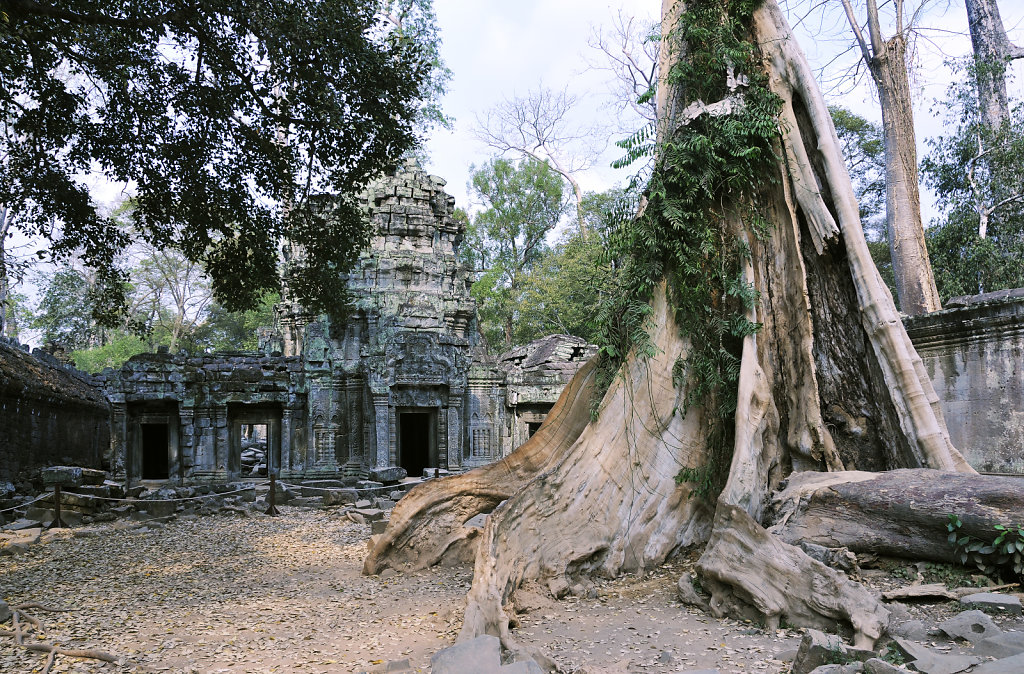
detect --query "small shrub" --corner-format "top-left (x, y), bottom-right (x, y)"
top-left (947, 515), bottom-right (1024, 582)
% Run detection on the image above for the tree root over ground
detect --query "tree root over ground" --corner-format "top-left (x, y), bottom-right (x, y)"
top-left (1, 603), bottom-right (119, 673)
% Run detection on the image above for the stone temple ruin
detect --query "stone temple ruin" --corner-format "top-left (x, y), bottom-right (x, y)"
top-left (2, 160), bottom-right (1022, 490)
top-left (91, 160), bottom-right (596, 485)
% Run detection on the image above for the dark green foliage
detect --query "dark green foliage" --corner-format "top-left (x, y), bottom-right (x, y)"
top-left (596, 0), bottom-right (780, 500)
top-left (464, 157), bottom-right (567, 352)
top-left (0, 0), bottom-right (441, 326)
top-left (947, 514), bottom-right (1024, 582)
top-left (921, 62), bottom-right (1024, 301)
top-left (31, 266), bottom-right (99, 350)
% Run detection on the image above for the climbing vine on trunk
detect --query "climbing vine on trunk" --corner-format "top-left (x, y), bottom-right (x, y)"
top-left (596, 0), bottom-right (781, 499)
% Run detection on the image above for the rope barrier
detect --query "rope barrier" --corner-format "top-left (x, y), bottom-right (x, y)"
top-left (0, 493), bottom-right (48, 514)
top-left (277, 481), bottom-right (408, 494)
top-left (2, 478), bottom-right (423, 515)
top-left (0, 486), bottom-right (257, 513)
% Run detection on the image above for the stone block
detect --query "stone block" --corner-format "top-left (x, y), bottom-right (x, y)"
top-left (371, 519), bottom-right (388, 535)
top-left (355, 480), bottom-right (383, 491)
top-left (351, 508), bottom-right (384, 522)
top-left (355, 499), bottom-right (373, 509)
top-left (41, 466), bottom-right (85, 487)
top-left (0, 599), bottom-right (10, 623)
top-left (968, 652), bottom-right (1024, 674)
top-left (375, 499), bottom-right (396, 510)
top-left (142, 500), bottom-right (177, 518)
top-left (322, 490), bottom-right (357, 506)
top-left (430, 635), bottom-right (502, 674)
top-left (959, 592), bottom-right (1023, 615)
top-left (973, 632), bottom-right (1024, 659)
top-left (71, 484), bottom-right (111, 498)
top-left (2, 518), bottom-right (42, 531)
top-left (937, 610), bottom-right (1001, 643)
top-left (807, 666), bottom-right (863, 674)
top-left (422, 468), bottom-right (451, 479)
top-left (863, 659), bottom-right (902, 674)
top-left (368, 466), bottom-right (407, 484)
top-left (793, 630), bottom-right (874, 674)
top-left (892, 638), bottom-right (981, 674)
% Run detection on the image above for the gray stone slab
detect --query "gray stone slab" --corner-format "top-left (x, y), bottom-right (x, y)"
top-left (0, 598), bottom-right (10, 623)
top-left (794, 630), bottom-right (874, 674)
top-left (973, 632), bottom-right (1024, 659)
top-left (968, 652), bottom-right (1024, 674)
top-left (937, 610), bottom-right (1001, 642)
top-left (893, 638), bottom-right (981, 674)
top-left (431, 634), bottom-right (502, 674)
top-left (41, 466), bottom-right (84, 487)
top-left (863, 659), bottom-right (902, 674)
top-left (2, 518), bottom-right (42, 531)
top-left (808, 665), bottom-right (863, 674)
top-left (500, 660), bottom-right (543, 673)
top-left (351, 508), bottom-right (384, 522)
top-left (959, 592), bottom-right (1023, 615)
top-left (368, 466), bottom-right (407, 484)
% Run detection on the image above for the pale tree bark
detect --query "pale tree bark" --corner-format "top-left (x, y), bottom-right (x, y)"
top-left (839, 0), bottom-right (941, 316)
top-left (367, 0), bottom-right (976, 661)
top-left (965, 0), bottom-right (1024, 132)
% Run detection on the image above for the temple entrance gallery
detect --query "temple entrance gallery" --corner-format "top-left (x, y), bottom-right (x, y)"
top-left (96, 161), bottom-right (595, 484)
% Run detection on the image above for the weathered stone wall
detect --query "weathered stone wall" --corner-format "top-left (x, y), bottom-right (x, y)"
top-left (0, 338), bottom-right (110, 483)
top-left (904, 291), bottom-right (1024, 474)
top-left (97, 351), bottom-right (307, 483)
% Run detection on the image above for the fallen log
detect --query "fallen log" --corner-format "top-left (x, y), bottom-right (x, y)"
top-left (771, 469), bottom-right (1024, 562)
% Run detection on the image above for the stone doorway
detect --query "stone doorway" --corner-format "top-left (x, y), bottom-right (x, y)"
top-left (228, 405), bottom-right (282, 478)
top-left (527, 421), bottom-right (543, 438)
top-left (127, 402), bottom-right (180, 483)
top-left (141, 423), bottom-right (170, 479)
top-left (398, 409), bottom-right (436, 478)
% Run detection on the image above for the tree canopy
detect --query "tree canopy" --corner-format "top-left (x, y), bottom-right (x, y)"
top-left (0, 0), bottom-right (444, 325)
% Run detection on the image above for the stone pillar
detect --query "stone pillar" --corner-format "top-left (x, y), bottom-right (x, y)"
top-left (281, 406), bottom-right (295, 474)
top-left (178, 408), bottom-right (195, 480)
top-left (110, 406), bottom-right (128, 480)
top-left (447, 393), bottom-right (464, 471)
top-left (373, 393), bottom-right (390, 470)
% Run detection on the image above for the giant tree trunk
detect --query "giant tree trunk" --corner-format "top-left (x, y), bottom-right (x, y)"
top-left (965, 0), bottom-right (1024, 132)
top-left (367, 0), bottom-right (973, 657)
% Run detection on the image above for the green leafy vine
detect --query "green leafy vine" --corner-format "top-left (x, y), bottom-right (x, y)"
top-left (593, 0), bottom-right (781, 501)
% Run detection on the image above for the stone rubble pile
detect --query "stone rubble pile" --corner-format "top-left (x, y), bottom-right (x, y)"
top-left (1, 463), bottom-right (419, 556)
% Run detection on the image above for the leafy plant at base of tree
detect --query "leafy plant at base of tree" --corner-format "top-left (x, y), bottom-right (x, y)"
top-left (947, 514), bottom-right (1024, 582)
top-left (595, 0), bottom-right (780, 501)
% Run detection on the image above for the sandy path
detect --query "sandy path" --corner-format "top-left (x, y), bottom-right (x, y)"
top-left (1, 507), bottom-right (798, 673)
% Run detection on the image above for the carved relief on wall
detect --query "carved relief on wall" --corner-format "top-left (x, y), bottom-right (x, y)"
top-left (391, 386), bottom-right (445, 409)
top-left (388, 333), bottom-right (454, 384)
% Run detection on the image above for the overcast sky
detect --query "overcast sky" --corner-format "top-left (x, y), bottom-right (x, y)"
top-left (420, 0), bottom-right (1024, 223)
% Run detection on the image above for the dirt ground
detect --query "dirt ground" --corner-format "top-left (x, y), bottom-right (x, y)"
top-left (0, 505), bottom-right (1018, 673)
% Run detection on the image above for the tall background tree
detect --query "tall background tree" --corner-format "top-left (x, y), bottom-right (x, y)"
top-left (837, 0), bottom-right (942, 315)
top-left (922, 65), bottom-right (1024, 299)
top-left (475, 88), bottom-right (602, 234)
top-left (463, 157), bottom-right (566, 351)
top-left (0, 0), bottom-right (445, 327)
top-left (965, 0), bottom-right (1024, 132)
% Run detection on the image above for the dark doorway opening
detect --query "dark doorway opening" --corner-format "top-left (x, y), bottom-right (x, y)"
top-left (527, 421), bottom-right (543, 438)
top-left (398, 411), bottom-right (434, 478)
top-left (141, 423), bottom-right (169, 479)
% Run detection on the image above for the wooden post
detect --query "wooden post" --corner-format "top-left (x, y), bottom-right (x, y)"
top-left (47, 483), bottom-right (67, 529)
top-left (265, 472), bottom-right (280, 516)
